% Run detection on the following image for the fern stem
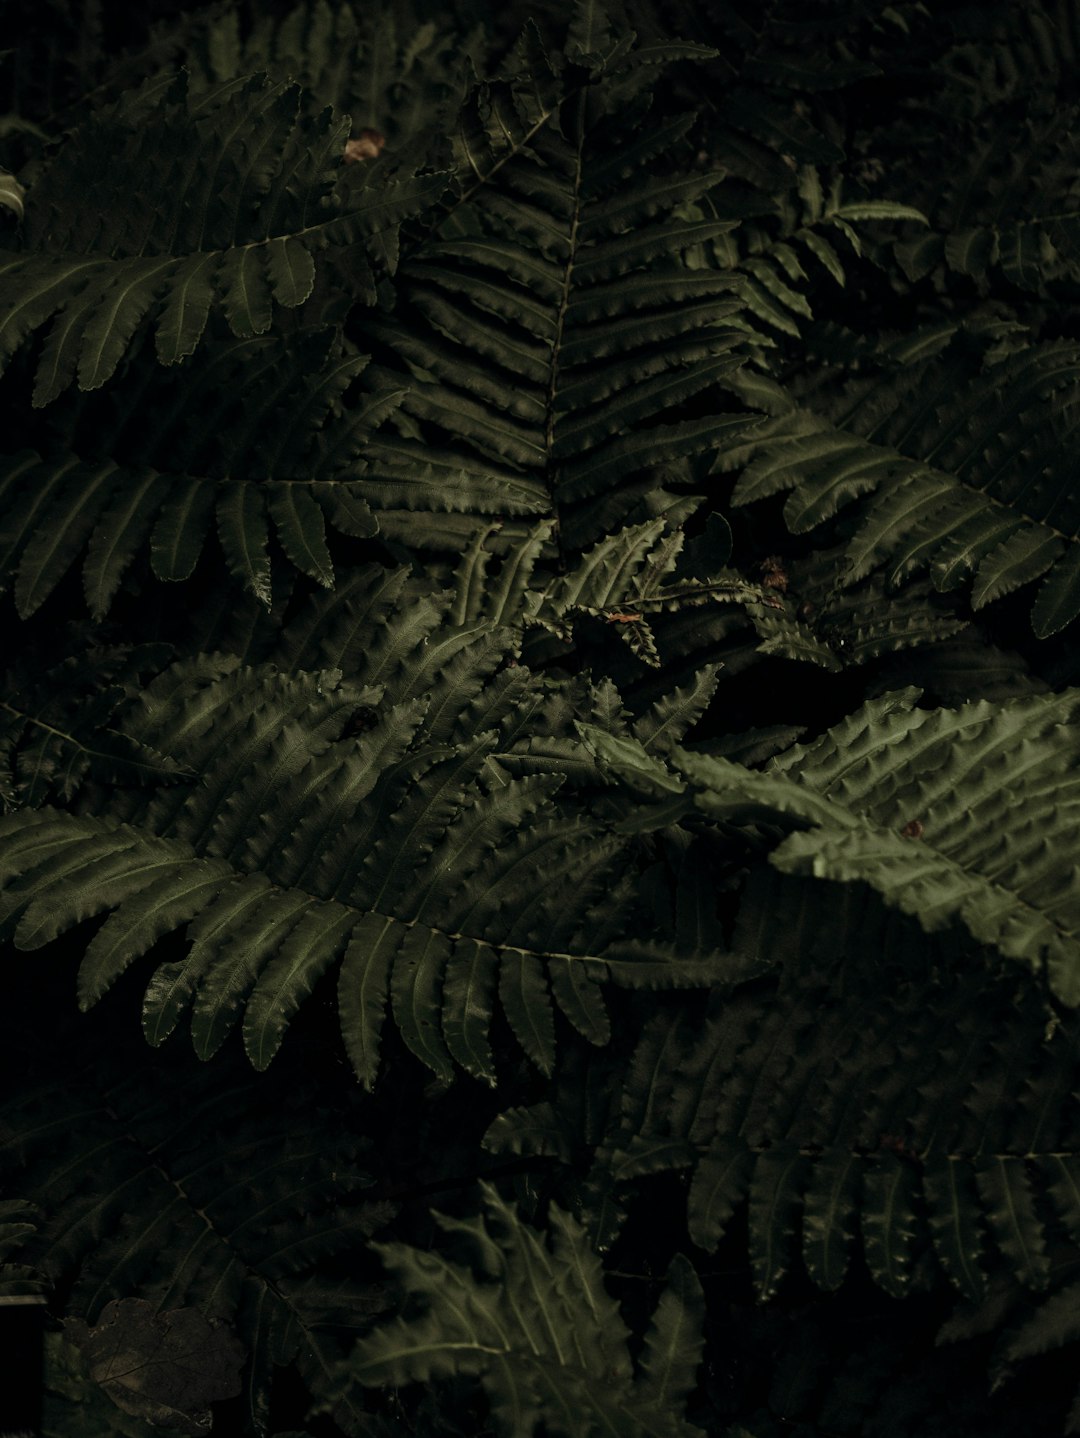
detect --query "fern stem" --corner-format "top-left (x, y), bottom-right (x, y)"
top-left (543, 91), bottom-right (587, 573)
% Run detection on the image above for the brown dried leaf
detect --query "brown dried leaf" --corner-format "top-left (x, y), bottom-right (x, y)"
top-left (760, 555), bottom-right (789, 592)
top-left (344, 129), bottom-right (386, 163)
top-left (65, 1299), bottom-right (245, 1436)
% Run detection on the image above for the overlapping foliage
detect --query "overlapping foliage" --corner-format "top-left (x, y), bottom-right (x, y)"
top-left (3, 1), bottom-right (1080, 1435)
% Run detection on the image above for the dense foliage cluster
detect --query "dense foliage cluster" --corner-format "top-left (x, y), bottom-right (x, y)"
top-left (3, 0), bottom-right (1080, 1433)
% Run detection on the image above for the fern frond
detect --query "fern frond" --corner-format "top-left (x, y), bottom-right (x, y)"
top-left (702, 162), bottom-right (927, 354)
top-left (341, 1182), bottom-right (705, 1438)
top-left (508, 516), bottom-right (807, 673)
top-left (731, 336), bottom-right (1080, 637)
top-left (0, 638), bottom-right (189, 809)
top-left (169, 0), bottom-right (471, 147)
top-left (8, 5), bottom-right (1080, 1434)
top-left (886, 66), bottom-right (1080, 300)
top-left (629, 688), bottom-right (1080, 1002)
top-left (1, 69), bottom-right (446, 400)
top-left (0, 330), bottom-right (394, 610)
top-left (783, 545), bottom-right (970, 666)
top-left (359, 24), bottom-right (757, 551)
top-left (0, 1198), bottom-right (48, 1299)
top-left (585, 872), bottom-right (1080, 1304)
top-left (879, 636), bottom-right (1048, 709)
top-left (0, 623), bottom-right (717, 1084)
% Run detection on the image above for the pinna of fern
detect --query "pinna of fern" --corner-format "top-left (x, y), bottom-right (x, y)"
top-left (586, 882), bottom-right (1080, 1300)
top-left (0, 2), bottom-right (935, 630)
top-left (865, 0), bottom-right (1080, 302)
top-left (0, 631), bottom-right (191, 809)
top-left (162, 0), bottom-right (478, 149)
top-left (3, 1), bottom-right (1080, 1435)
top-left (363, 3), bottom-right (928, 560)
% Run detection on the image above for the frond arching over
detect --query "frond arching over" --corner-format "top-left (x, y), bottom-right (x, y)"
top-left (588, 686), bottom-right (1080, 1004)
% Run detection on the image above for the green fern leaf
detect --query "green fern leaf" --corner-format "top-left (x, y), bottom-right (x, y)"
top-left (749, 1143), bottom-right (807, 1300)
top-left (440, 935), bottom-right (500, 1083)
top-left (498, 950), bottom-right (557, 1076)
top-left (0, 326), bottom-right (406, 613)
top-left (687, 1137), bottom-right (753, 1252)
top-left (360, 29), bottom-right (757, 553)
top-left (733, 337), bottom-right (1080, 636)
top-left (828, 201), bottom-right (928, 225)
top-left (1043, 1154), bottom-right (1080, 1246)
top-left (860, 1153), bottom-right (923, 1299)
top-left (150, 479), bottom-right (217, 582)
top-left (82, 862), bottom-right (237, 1009)
top-left (216, 483), bottom-right (273, 607)
top-left (0, 1200), bottom-right (46, 1300)
top-left (242, 901), bottom-right (357, 1070)
top-left (267, 486), bottom-right (334, 589)
top-left (13, 460), bottom-right (118, 618)
top-left (82, 473), bottom-right (171, 618)
top-left (632, 665), bottom-right (721, 755)
top-left (586, 863), bottom-right (1080, 1303)
top-left (636, 1253), bottom-right (705, 1415)
top-left (547, 956), bottom-right (611, 1047)
top-left (341, 917), bottom-right (403, 1083)
top-left (975, 1155), bottom-right (1051, 1291)
top-left (388, 924), bottom-right (456, 1083)
top-left (0, 642), bottom-right (191, 809)
top-left (1002, 1279), bottom-right (1080, 1364)
top-left (922, 1156), bottom-right (986, 1304)
top-left (347, 1183), bottom-right (703, 1437)
top-left (154, 254), bottom-right (219, 365)
top-left (0, 629), bottom-right (718, 1084)
top-left (176, 0), bottom-right (467, 150)
top-left (800, 1149), bottom-right (861, 1293)
top-left (633, 689), bottom-right (1080, 1002)
top-left (567, 0), bottom-right (616, 67)
top-left (0, 167), bottom-right (25, 221)
top-left (191, 887), bottom-right (317, 1060)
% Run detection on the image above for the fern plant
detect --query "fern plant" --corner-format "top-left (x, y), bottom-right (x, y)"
top-left (339, 1183), bottom-right (705, 1438)
top-left (4, 1), bottom-right (1080, 1435)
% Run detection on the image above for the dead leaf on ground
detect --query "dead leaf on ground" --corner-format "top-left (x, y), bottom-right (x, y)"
top-left (65, 1299), bottom-right (245, 1436)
